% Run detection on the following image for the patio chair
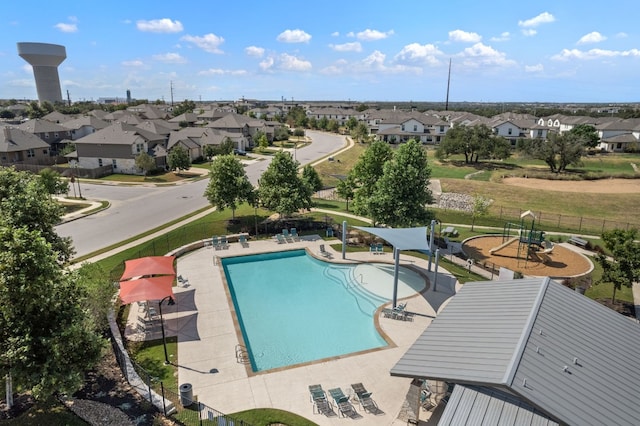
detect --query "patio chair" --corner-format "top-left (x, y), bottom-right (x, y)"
top-left (177, 274), bottom-right (190, 288)
top-left (309, 385), bottom-right (332, 415)
top-left (282, 229), bottom-right (292, 242)
top-left (328, 388), bottom-right (357, 418)
top-left (319, 244), bottom-right (331, 258)
top-left (290, 227), bottom-right (300, 241)
top-left (376, 242), bottom-right (385, 254)
top-left (211, 236), bottom-right (221, 249)
top-left (370, 243), bottom-right (377, 254)
top-left (275, 234), bottom-right (286, 244)
top-left (351, 383), bottom-right (382, 414)
top-left (239, 234), bottom-right (249, 247)
top-left (220, 235), bottom-right (229, 249)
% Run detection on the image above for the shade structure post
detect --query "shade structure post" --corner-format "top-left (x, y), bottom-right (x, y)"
top-left (159, 295), bottom-right (175, 365)
top-left (433, 249), bottom-right (440, 292)
top-left (392, 246), bottom-right (400, 308)
top-left (342, 220), bottom-right (347, 260)
top-left (428, 220), bottom-right (436, 271)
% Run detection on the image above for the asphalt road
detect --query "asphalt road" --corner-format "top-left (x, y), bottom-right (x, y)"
top-left (55, 131), bottom-right (347, 258)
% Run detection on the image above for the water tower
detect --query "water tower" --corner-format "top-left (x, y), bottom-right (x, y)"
top-left (17, 42), bottom-right (67, 103)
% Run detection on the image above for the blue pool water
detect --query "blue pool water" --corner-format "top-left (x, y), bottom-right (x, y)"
top-left (222, 250), bottom-right (389, 372)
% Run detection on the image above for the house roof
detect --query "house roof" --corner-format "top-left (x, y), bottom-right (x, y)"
top-left (75, 122), bottom-right (165, 145)
top-left (62, 115), bottom-right (110, 131)
top-left (390, 277), bottom-right (640, 426)
top-left (0, 126), bottom-right (50, 152)
top-left (18, 118), bottom-right (70, 133)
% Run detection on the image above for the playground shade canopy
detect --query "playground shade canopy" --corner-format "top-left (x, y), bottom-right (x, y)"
top-left (353, 226), bottom-right (430, 252)
top-left (120, 255), bottom-right (176, 281)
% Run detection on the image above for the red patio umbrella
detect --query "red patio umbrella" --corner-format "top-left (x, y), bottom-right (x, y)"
top-left (120, 255), bottom-right (176, 281)
top-left (119, 275), bottom-right (175, 305)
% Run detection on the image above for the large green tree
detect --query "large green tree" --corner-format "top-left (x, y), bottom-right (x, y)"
top-left (204, 155), bottom-right (254, 220)
top-left (368, 139), bottom-right (433, 227)
top-left (301, 165), bottom-right (323, 193)
top-left (39, 168), bottom-right (69, 196)
top-left (436, 124), bottom-right (511, 163)
top-left (167, 146), bottom-right (192, 172)
top-left (518, 132), bottom-right (584, 173)
top-left (171, 100), bottom-right (196, 117)
top-left (135, 152), bottom-right (156, 176)
top-left (258, 151), bottom-right (312, 217)
top-left (348, 140), bottom-right (393, 217)
top-left (596, 229), bottom-right (640, 303)
top-left (569, 124), bottom-right (600, 149)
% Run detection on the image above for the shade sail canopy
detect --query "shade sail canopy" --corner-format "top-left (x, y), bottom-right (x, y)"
top-left (120, 255), bottom-right (176, 281)
top-left (353, 226), bottom-right (430, 251)
top-left (119, 275), bottom-right (175, 304)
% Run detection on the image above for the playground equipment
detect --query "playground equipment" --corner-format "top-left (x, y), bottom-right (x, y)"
top-left (490, 210), bottom-right (549, 267)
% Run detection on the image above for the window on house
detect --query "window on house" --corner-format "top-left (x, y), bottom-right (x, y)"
top-left (413, 125), bottom-right (417, 132)
top-left (112, 159), bottom-right (117, 167)
top-left (508, 128), bottom-right (513, 135)
top-left (617, 143), bottom-right (622, 149)
top-left (401, 125), bottom-right (405, 131)
top-left (98, 158), bottom-right (103, 166)
top-left (439, 126), bottom-right (445, 132)
top-left (27, 149), bottom-right (35, 158)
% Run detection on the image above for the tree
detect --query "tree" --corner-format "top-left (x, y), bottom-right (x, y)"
top-left (39, 168), bottom-right (68, 196)
top-left (258, 151), bottom-right (312, 217)
top-left (135, 152), bottom-right (156, 176)
top-left (518, 132), bottom-right (584, 173)
top-left (470, 195), bottom-right (490, 231)
top-left (0, 226), bottom-right (103, 401)
top-left (0, 168), bottom-right (73, 262)
top-left (569, 124), bottom-right (600, 149)
top-left (301, 164), bottom-right (323, 193)
top-left (203, 144), bottom-right (217, 162)
top-left (367, 139), bottom-right (433, 227)
top-left (596, 229), bottom-right (640, 303)
top-left (167, 146), bottom-right (191, 173)
top-left (336, 177), bottom-right (355, 212)
top-left (351, 122), bottom-right (369, 143)
top-left (345, 117), bottom-right (358, 131)
top-left (171, 100), bottom-right (196, 117)
top-left (219, 138), bottom-right (235, 155)
top-left (205, 155), bottom-right (254, 220)
top-left (26, 101), bottom-right (46, 119)
top-left (274, 126), bottom-right (290, 141)
top-left (73, 262), bottom-right (117, 331)
top-left (436, 124), bottom-right (510, 163)
top-left (348, 140), bottom-right (393, 217)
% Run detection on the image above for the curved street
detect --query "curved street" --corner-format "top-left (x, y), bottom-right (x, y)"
top-left (56, 131), bottom-right (348, 259)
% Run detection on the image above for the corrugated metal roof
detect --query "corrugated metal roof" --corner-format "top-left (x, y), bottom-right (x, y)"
top-left (439, 385), bottom-right (558, 426)
top-left (390, 279), bottom-right (544, 383)
top-left (391, 277), bottom-right (640, 425)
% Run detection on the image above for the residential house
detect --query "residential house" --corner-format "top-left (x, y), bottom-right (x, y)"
top-left (168, 112), bottom-right (199, 127)
top-left (73, 122), bottom-right (167, 174)
top-left (391, 277), bottom-right (640, 425)
top-left (596, 118), bottom-right (640, 152)
top-left (306, 107), bottom-right (359, 126)
top-left (0, 126), bottom-right (51, 165)
top-left (17, 118), bottom-right (72, 155)
top-left (63, 115), bottom-right (110, 140)
top-left (491, 118), bottom-right (540, 146)
top-left (375, 111), bottom-right (449, 144)
top-left (127, 104), bottom-right (171, 120)
top-left (206, 112), bottom-right (275, 150)
top-left (42, 110), bottom-right (74, 124)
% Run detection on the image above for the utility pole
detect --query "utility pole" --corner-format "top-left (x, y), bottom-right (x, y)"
top-left (445, 58), bottom-right (452, 111)
top-left (170, 81), bottom-right (174, 107)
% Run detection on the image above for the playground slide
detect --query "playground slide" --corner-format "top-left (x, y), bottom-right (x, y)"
top-left (489, 237), bottom-right (519, 254)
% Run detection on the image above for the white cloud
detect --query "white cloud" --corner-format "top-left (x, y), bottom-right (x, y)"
top-left (276, 29), bottom-right (311, 43)
top-left (518, 12), bottom-right (555, 28)
top-left (259, 57), bottom-right (275, 71)
top-left (394, 43), bottom-right (443, 66)
top-left (521, 29), bottom-right (537, 37)
top-left (490, 32), bottom-right (510, 42)
top-left (356, 29), bottom-right (394, 41)
top-left (136, 18), bottom-right (183, 33)
top-left (552, 48), bottom-right (640, 60)
top-left (329, 42), bottom-right (362, 52)
top-left (152, 53), bottom-right (187, 63)
top-left (449, 29), bottom-right (482, 43)
top-left (331, 31), bottom-right (340, 37)
top-left (122, 60), bottom-right (145, 67)
top-left (245, 46), bottom-right (265, 57)
top-left (616, 32), bottom-right (628, 38)
top-left (458, 42), bottom-right (517, 67)
top-left (577, 32), bottom-right (606, 44)
top-left (525, 64), bottom-right (544, 72)
top-left (55, 22), bottom-right (78, 33)
top-left (181, 33), bottom-right (225, 54)
top-left (278, 53), bottom-right (312, 71)
top-left (346, 31), bottom-right (355, 38)
top-left (198, 69), bottom-right (247, 76)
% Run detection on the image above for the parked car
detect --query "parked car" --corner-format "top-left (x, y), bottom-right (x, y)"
top-left (233, 148), bottom-right (247, 156)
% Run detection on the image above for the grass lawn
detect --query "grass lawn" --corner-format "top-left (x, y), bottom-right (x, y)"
top-left (4, 398), bottom-right (87, 426)
top-left (99, 171), bottom-right (201, 183)
top-left (128, 337), bottom-right (178, 385)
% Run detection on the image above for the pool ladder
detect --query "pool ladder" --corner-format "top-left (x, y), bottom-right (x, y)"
top-left (235, 344), bottom-right (250, 364)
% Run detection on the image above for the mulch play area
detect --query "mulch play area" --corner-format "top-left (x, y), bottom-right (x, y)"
top-left (462, 235), bottom-right (593, 278)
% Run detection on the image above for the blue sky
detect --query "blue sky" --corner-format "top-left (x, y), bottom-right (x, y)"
top-left (2, 0), bottom-right (639, 104)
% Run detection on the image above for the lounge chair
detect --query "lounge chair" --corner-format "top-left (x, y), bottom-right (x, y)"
top-left (239, 234), bottom-right (249, 247)
top-left (351, 383), bottom-right (382, 414)
top-left (309, 385), bottom-right (332, 415)
top-left (319, 244), bottom-right (331, 258)
top-left (220, 235), bottom-right (229, 249)
top-left (211, 236), bottom-right (220, 249)
top-left (376, 242), bottom-right (384, 254)
top-left (177, 274), bottom-right (190, 288)
top-left (282, 229), bottom-right (292, 242)
top-left (328, 388), bottom-right (357, 418)
top-left (290, 227), bottom-right (300, 241)
top-left (275, 234), bottom-right (286, 244)
top-left (370, 243), bottom-right (377, 254)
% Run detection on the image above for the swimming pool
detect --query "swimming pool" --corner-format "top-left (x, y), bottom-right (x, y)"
top-left (222, 249), bottom-right (425, 372)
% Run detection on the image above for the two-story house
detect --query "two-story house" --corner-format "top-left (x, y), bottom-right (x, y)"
top-left (17, 118), bottom-right (72, 155)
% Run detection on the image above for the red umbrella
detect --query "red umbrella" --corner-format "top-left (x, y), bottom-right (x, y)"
top-left (119, 275), bottom-right (175, 305)
top-left (120, 255), bottom-right (176, 281)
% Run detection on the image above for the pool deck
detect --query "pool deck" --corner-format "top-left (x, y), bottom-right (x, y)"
top-left (127, 235), bottom-right (461, 425)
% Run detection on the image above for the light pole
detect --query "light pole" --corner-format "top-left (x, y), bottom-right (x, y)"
top-left (158, 295), bottom-right (175, 364)
top-left (74, 162), bottom-right (83, 199)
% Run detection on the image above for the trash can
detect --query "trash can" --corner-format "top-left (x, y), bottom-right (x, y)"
top-left (179, 383), bottom-right (193, 406)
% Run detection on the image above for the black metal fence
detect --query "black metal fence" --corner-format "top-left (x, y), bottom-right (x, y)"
top-left (110, 330), bottom-right (253, 426)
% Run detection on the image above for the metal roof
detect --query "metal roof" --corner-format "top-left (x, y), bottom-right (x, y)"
top-left (390, 277), bottom-right (640, 425)
top-left (439, 385), bottom-right (559, 426)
